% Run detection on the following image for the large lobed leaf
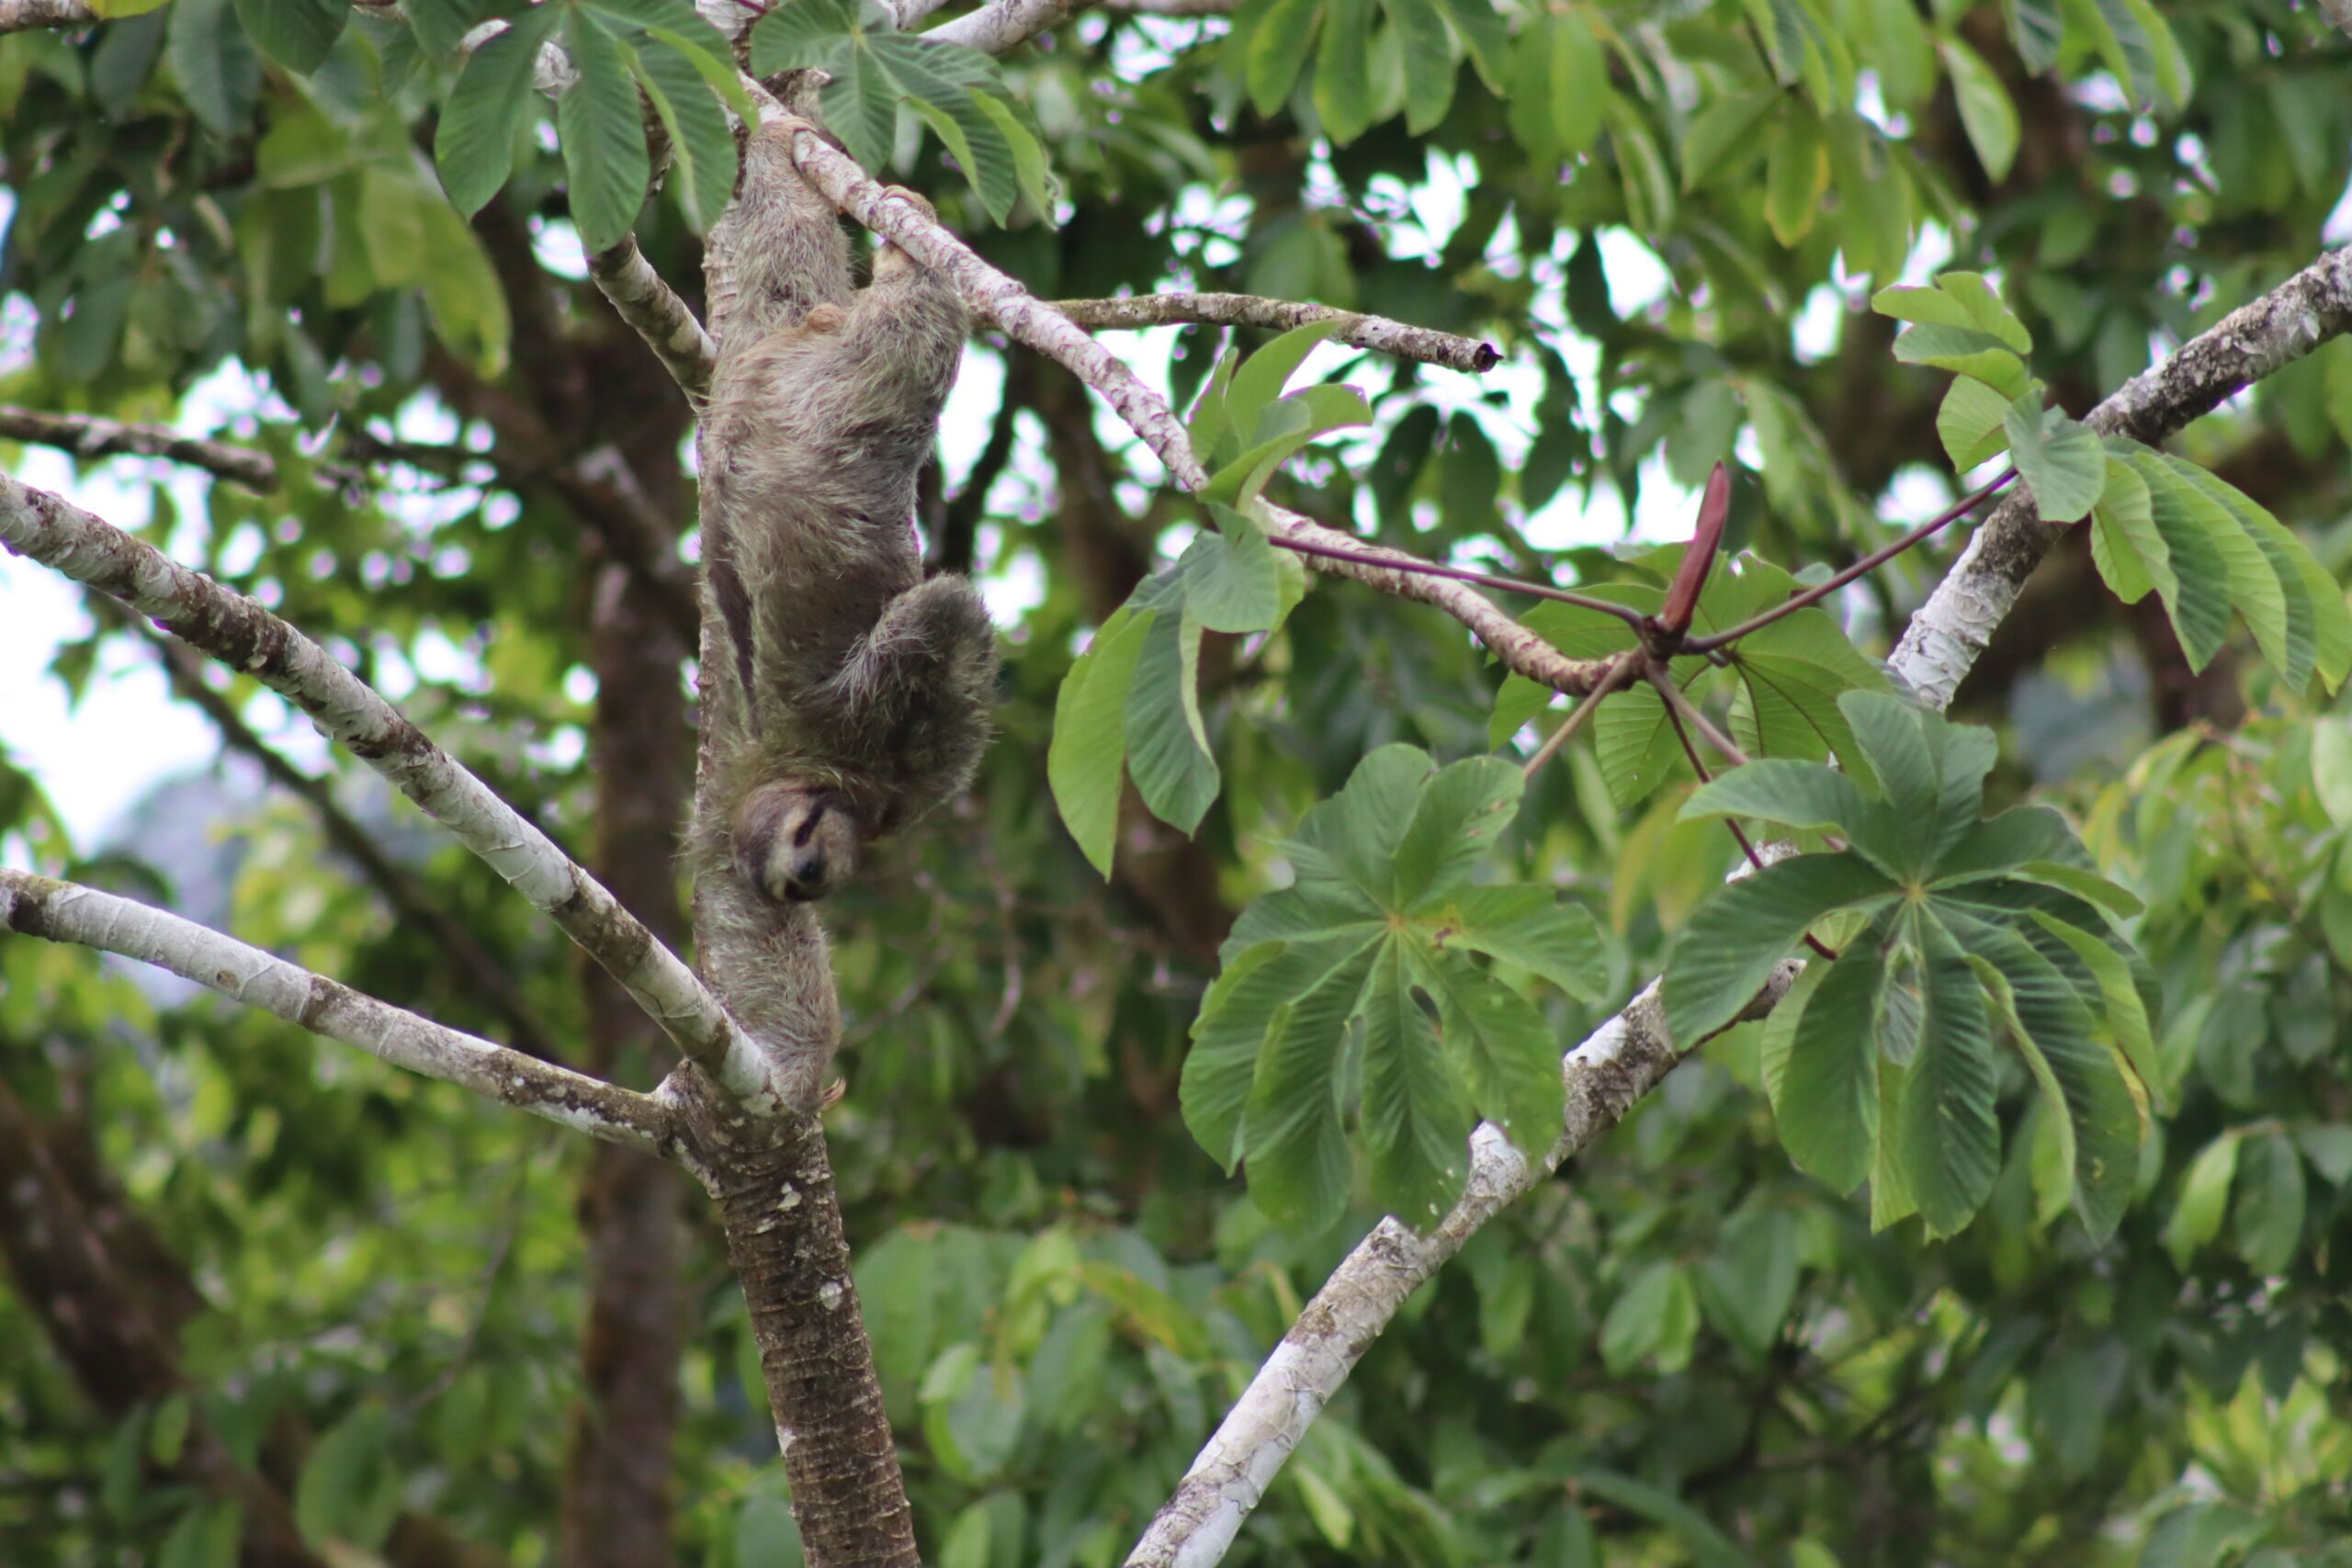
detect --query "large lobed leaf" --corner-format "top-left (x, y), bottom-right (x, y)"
top-left (1180, 747), bottom-right (1607, 1233)
top-left (1663, 693), bottom-right (2154, 1243)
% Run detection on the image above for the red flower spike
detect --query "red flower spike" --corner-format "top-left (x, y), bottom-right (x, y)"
top-left (1658, 460), bottom-right (1730, 637)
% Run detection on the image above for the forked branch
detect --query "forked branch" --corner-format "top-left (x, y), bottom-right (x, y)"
top-left (1124, 241), bottom-right (2352, 1568)
top-left (0, 474), bottom-right (780, 1111)
top-left (769, 111), bottom-right (1621, 695)
top-left (0, 870), bottom-right (681, 1155)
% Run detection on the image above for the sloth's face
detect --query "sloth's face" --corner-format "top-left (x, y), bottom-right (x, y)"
top-left (736, 784), bottom-right (860, 904)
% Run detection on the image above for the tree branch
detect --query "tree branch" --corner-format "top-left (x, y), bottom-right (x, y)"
top-left (1124, 241), bottom-right (2352, 1568)
top-left (587, 236), bottom-right (718, 403)
top-left (1055, 294), bottom-right (1498, 373)
top-left (0, 869), bottom-right (682, 1155)
top-left (0, 475), bottom-right (782, 1111)
top-left (0, 0), bottom-right (89, 31)
top-left (0, 405), bottom-right (277, 490)
top-left (771, 113), bottom-right (1620, 696)
top-left (922, 0), bottom-right (1084, 51)
top-left (1895, 243), bottom-right (2352, 708)
top-left (103, 605), bottom-right (570, 1062)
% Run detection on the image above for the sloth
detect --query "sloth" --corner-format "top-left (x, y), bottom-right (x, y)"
top-left (690, 113), bottom-right (999, 912)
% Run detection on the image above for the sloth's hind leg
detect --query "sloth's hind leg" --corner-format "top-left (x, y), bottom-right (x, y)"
top-left (823, 575), bottom-right (1000, 818)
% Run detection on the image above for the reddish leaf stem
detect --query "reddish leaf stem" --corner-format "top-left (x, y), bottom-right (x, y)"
top-left (1268, 534), bottom-right (1651, 631)
top-left (1651, 671), bottom-right (1838, 962)
top-left (1683, 468), bottom-right (2019, 653)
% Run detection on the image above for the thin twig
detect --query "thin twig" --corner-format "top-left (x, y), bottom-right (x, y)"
top-left (1271, 534), bottom-right (1650, 630)
top-left (1645, 663), bottom-right (1749, 768)
top-left (1686, 468), bottom-right (2018, 652)
top-left (1520, 652), bottom-right (1637, 780)
top-left (1055, 294), bottom-right (1498, 374)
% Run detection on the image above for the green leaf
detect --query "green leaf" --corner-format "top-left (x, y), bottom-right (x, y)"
top-left (2030, 913), bottom-right (2163, 1106)
top-left (1890, 324), bottom-right (2030, 400)
top-left (2161, 1132), bottom-right (2240, 1269)
top-left (2004, 859), bottom-right (2140, 919)
top-left (1600, 1262), bottom-right (1699, 1374)
top-left (2129, 447), bottom-right (2288, 677)
top-left (1679, 759), bottom-right (1866, 836)
top-left (1317, 744), bottom-right (1434, 900)
top-left (1695, 1209), bottom-right (1799, 1357)
top-left (167, 0), bottom-right (263, 136)
top-left (1592, 679), bottom-right (1690, 810)
top-left (1360, 940), bottom-right (1474, 1225)
top-left (1763, 107), bottom-right (1826, 246)
top-left (2164, 456), bottom-right (2347, 690)
top-left (2153, 455), bottom-right (2299, 684)
top-left (435, 8), bottom-right (560, 217)
top-left (1607, 101), bottom-right (1676, 236)
top-left (1241, 939), bottom-right (1382, 1233)
top-left (1182, 941), bottom-right (1306, 1168)
top-left (1125, 604), bottom-right (1219, 834)
top-left (966, 91), bottom-right (1056, 220)
top-left (626, 38), bottom-right (738, 233)
top-left (1390, 757), bottom-right (1522, 908)
top-left (873, 37), bottom-right (1023, 223)
top-left (1440, 885), bottom-right (1606, 1002)
top-left (1839, 689), bottom-right (1996, 875)
top-left (1680, 85), bottom-right (1779, 192)
top-left (405, 0), bottom-right (491, 56)
top-left (1936, 376), bottom-right (2014, 470)
top-left (1245, 0), bottom-right (1323, 116)
top-left (1202, 384), bottom-right (1373, 505)
top-left (2233, 1129), bottom-right (2306, 1276)
top-left (1181, 506), bottom-right (1285, 635)
top-left (1968, 930), bottom-right (2142, 1244)
top-left (2316, 721), bottom-right (2352, 829)
top-left (1891, 953), bottom-right (1999, 1235)
top-left (1380, 0), bottom-right (1457, 133)
top-left (1758, 959), bottom-right (1826, 1111)
top-left (2006, 0), bottom-right (2061, 69)
top-left (1048, 607), bottom-right (1155, 877)
top-left (1720, 604), bottom-right (1892, 780)
top-left (2297, 1124), bottom-right (2352, 1186)
top-left (2086, 456), bottom-right (2165, 605)
top-left (1312, 0), bottom-right (1375, 143)
top-left (2002, 395), bottom-right (2104, 524)
top-left (1939, 38), bottom-right (2018, 181)
top-left (1507, 10), bottom-right (1606, 166)
top-left (1225, 318), bottom-right (1349, 438)
top-left (1779, 947), bottom-right (1885, 1193)
top-left (558, 9), bottom-right (653, 253)
top-left (1408, 940), bottom-right (1562, 1154)
top-left (1430, 0), bottom-right (1508, 91)
top-left (2120, 447), bottom-right (2235, 671)
top-left (1662, 852), bottom-right (1898, 1045)
top-left (295, 1405), bottom-right (397, 1550)
top-left (231, 0), bottom-right (345, 73)
top-left (1871, 270), bottom-right (2030, 351)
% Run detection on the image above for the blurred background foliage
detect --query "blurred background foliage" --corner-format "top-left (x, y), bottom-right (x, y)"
top-left (4, 0), bottom-right (2352, 1563)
